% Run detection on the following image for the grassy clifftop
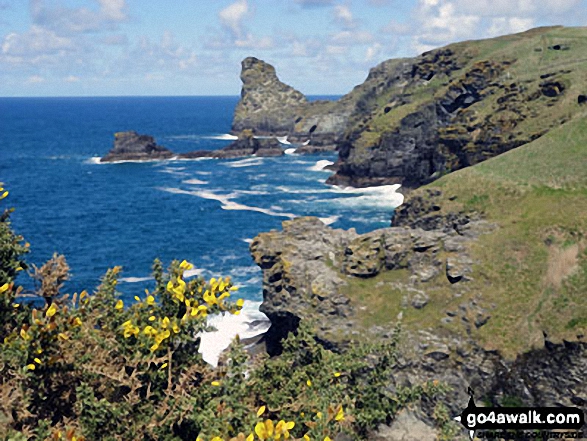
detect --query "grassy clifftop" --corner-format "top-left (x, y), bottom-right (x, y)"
top-left (342, 112), bottom-right (587, 359)
top-left (330, 26), bottom-right (587, 187)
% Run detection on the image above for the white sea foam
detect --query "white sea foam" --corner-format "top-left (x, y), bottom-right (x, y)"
top-left (195, 171), bottom-right (212, 175)
top-left (319, 215), bottom-right (340, 225)
top-left (183, 268), bottom-right (205, 278)
top-left (119, 276), bottom-right (154, 283)
top-left (302, 139), bottom-right (311, 146)
top-left (183, 178), bottom-right (208, 185)
top-left (225, 157), bottom-right (264, 168)
top-left (276, 136), bottom-right (291, 145)
top-left (242, 238), bottom-right (253, 244)
top-left (85, 157), bottom-right (102, 164)
top-left (166, 134), bottom-right (200, 140)
top-left (205, 134), bottom-right (238, 141)
top-left (329, 184), bottom-right (405, 208)
top-left (284, 148), bottom-right (297, 155)
top-left (198, 300), bottom-right (270, 367)
top-left (159, 167), bottom-right (189, 176)
top-left (159, 187), bottom-right (297, 219)
top-left (308, 160), bottom-right (334, 172)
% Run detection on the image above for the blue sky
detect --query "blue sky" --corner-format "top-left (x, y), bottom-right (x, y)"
top-left (1, 0), bottom-right (586, 96)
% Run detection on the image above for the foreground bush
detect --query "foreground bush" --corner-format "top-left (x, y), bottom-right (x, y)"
top-left (0, 187), bottom-right (446, 440)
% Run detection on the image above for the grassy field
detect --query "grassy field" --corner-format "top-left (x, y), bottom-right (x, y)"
top-left (342, 113), bottom-right (587, 358)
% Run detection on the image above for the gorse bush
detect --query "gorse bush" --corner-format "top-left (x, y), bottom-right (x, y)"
top-left (0, 186), bottom-right (446, 440)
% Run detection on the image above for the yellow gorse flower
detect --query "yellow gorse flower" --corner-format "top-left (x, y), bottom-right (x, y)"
top-left (257, 406), bottom-right (266, 417)
top-left (167, 277), bottom-right (186, 302)
top-left (115, 300), bottom-right (124, 310)
top-left (335, 406), bottom-right (344, 422)
top-left (46, 303), bottom-right (58, 318)
top-left (254, 419), bottom-right (274, 440)
top-left (121, 320), bottom-right (140, 339)
top-left (179, 259), bottom-right (194, 270)
top-left (20, 328), bottom-right (31, 341)
top-left (0, 282), bottom-right (9, 294)
top-left (274, 420), bottom-right (295, 439)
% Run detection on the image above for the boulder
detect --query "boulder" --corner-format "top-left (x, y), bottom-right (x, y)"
top-left (372, 410), bottom-right (437, 441)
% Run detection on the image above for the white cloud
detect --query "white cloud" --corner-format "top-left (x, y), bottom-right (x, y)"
top-left (392, 0), bottom-right (585, 56)
top-left (330, 30), bottom-right (374, 45)
top-left (234, 35), bottom-right (274, 49)
top-left (219, 0), bottom-right (249, 39)
top-left (1, 25), bottom-right (73, 56)
top-left (117, 32), bottom-right (198, 74)
top-left (486, 17), bottom-right (535, 37)
top-left (333, 5), bottom-right (356, 29)
top-left (31, 0), bottom-right (127, 34)
top-left (365, 43), bottom-right (382, 62)
top-left (64, 75), bottom-right (80, 82)
top-left (26, 75), bottom-right (45, 83)
top-left (97, 0), bottom-right (127, 21)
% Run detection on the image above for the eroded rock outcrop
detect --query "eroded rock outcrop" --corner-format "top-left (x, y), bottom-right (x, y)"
top-left (249, 191), bottom-right (586, 439)
top-left (100, 131), bottom-right (173, 162)
top-left (178, 130), bottom-right (283, 159)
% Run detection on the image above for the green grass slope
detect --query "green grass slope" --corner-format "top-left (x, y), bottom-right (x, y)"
top-left (342, 112), bottom-right (587, 358)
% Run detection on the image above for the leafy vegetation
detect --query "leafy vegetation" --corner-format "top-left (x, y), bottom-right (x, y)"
top-left (0, 186), bottom-right (444, 440)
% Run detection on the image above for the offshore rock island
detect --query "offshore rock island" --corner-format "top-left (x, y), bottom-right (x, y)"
top-left (100, 129), bottom-right (284, 162)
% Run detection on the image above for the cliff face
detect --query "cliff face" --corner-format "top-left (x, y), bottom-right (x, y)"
top-left (329, 26), bottom-right (587, 187)
top-left (249, 109), bottom-right (587, 436)
top-left (233, 26), bottom-right (587, 188)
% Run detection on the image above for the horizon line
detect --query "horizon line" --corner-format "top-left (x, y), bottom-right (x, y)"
top-left (0, 94), bottom-right (343, 99)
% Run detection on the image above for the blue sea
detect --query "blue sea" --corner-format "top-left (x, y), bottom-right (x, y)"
top-left (0, 96), bottom-right (403, 360)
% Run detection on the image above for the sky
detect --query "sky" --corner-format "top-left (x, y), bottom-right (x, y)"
top-left (1, 0), bottom-right (587, 96)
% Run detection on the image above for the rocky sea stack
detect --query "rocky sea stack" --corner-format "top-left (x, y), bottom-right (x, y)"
top-left (100, 131), bottom-right (173, 162)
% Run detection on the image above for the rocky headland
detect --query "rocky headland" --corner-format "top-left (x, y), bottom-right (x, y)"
top-left (232, 26), bottom-right (587, 188)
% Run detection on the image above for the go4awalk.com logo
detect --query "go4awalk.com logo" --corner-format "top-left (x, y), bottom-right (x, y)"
top-left (454, 388), bottom-right (585, 440)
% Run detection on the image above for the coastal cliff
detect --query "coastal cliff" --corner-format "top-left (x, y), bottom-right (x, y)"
top-left (249, 112), bottom-right (587, 437)
top-left (232, 26), bottom-right (587, 188)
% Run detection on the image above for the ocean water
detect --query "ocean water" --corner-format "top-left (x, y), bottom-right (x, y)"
top-left (0, 96), bottom-right (403, 363)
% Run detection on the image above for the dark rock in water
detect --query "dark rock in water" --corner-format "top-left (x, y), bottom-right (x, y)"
top-left (294, 143), bottom-right (338, 155)
top-left (217, 131), bottom-right (284, 158)
top-left (177, 130), bottom-right (284, 160)
top-left (100, 131), bottom-right (173, 162)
